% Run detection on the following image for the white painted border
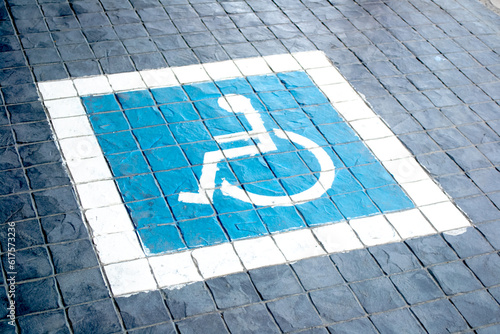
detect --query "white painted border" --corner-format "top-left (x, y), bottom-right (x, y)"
top-left (38, 51), bottom-right (471, 296)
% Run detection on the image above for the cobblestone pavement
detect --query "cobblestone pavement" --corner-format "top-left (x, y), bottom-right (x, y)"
top-left (1, 0), bottom-right (500, 333)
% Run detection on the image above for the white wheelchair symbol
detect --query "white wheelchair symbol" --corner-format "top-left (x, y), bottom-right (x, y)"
top-left (178, 94), bottom-right (336, 207)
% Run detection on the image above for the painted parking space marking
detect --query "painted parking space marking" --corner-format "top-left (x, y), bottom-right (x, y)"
top-left (38, 51), bottom-right (470, 296)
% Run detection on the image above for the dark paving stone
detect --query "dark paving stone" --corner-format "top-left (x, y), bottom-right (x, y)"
top-left (57, 268), bottom-right (109, 306)
top-left (26, 162), bottom-right (71, 190)
top-left (248, 264), bottom-right (302, 300)
top-left (350, 277), bottom-right (406, 313)
top-left (458, 123), bottom-right (500, 144)
top-left (328, 317), bottom-right (378, 333)
top-left (465, 253), bottom-right (500, 287)
top-left (447, 147), bottom-right (492, 171)
top-left (330, 249), bottom-right (384, 282)
top-left (0, 169), bottom-right (28, 196)
top-left (163, 49), bottom-right (200, 66)
top-left (131, 52), bottom-right (167, 71)
top-left (17, 278), bottom-right (60, 316)
top-left (163, 281), bottom-right (216, 319)
top-left (399, 132), bottom-right (441, 155)
top-left (309, 285), bottom-right (365, 322)
top-left (370, 308), bottom-right (426, 334)
top-left (18, 309), bottom-right (70, 334)
top-left (267, 294), bottom-right (322, 332)
top-left (99, 56), bottom-right (135, 74)
top-left (451, 290), bottom-right (500, 328)
top-left (369, 242), bottom-right (421, 274)
top-left (206, 272), bottom-right (260, 309)
top-left (7, 103), bottom-right (46, 124)
top-left (443, 227), bottom-right (495, 257)
top-left (467, 168), bottom-right (500, 193)
top-left (2, 246), bottom-right (52, 282)
top-left (177, 313), bottom-right (229, 334)
top-left (128, 322), bottom-right (177, 334)
top-left (456, 195), bottom-right (500, 224)
top-left (437, 173), bottom-right (482, 198)
top-left (18, 141), bottom-right (61, 167)
top-left (429, 261), bottom-right (483, 295)
top-left (40, 212), bottom-right (88, 243)
top-left (291, 256), bottom-right (344, 290)
top-left (0, 193), bottom-right (35, 224)
top-left (116, 290), bottom-right (170, 330)
top-left (68, 299), bottom-right (122, 334)
top-left (476, 220), bottom-right (500, 249)
top-left (33, 63), bottom-right (69, 81)
top-left (477, 324), bottom-right (500, 334)
top-left (33, 186), bottom-right (79, 217)
top-left (417, 151), bottom-right (463, 176)
top-left (478, 142), bottom-right (500, 165)
top-left (12, 121), bottom-right (52, 144)
top-left (382, 113), bottom-right (423, 135)
top-left (49, 239), bottom-right (98, 273)
top-left (412, 298), bottom-right (469, 334)
top-left (66, 60), bottom-right (102, 77)
top-left (428, 127), bottom-right (472, 150)
top-left (223, 304), bottom-right (280, 334)
top-left (2, 84), bottom-right (39, 104)
top-left (0, 219), bottom-right (43, 251)
top-left (390, 270), bottom-right (444, 304)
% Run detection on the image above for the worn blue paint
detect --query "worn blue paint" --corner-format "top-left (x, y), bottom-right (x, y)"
top-left (82, 71), bottom-right (414, 255)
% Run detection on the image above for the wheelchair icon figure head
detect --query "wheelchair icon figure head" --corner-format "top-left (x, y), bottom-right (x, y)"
top-left (178, 94), bottom-right (335, 207)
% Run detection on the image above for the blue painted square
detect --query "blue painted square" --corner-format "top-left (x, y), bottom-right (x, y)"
top-left (116, 90), bottom-right (155, 109)
top-left (126, 198), bottom-right (174, 229)
top-left (133, 125), bottom-right (175, 149)
top-left (89, 112), bottom-right (129, 134)
top-left (124, 107), bottom-right (165, 128)
top-left (219, 210), bottom-right (268, 240)
top-left (81, 70), bottom-right (414, 255)
top-left (97, 131), bottom-right (138, 155)
top-left (178, 217), bottom-right (227, 248)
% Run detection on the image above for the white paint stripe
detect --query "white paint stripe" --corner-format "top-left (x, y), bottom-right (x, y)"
top-left (38, 51), bottom-right (471, 296)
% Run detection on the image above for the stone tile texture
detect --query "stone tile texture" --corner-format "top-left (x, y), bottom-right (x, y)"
top-left (0, 0), bottom-right (499, 332)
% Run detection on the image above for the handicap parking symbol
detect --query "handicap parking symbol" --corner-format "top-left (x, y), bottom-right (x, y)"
top-left (82, 70), bottom-right (414, 255)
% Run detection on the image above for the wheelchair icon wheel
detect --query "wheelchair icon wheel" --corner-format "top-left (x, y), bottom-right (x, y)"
top-left (178, 94), bottom-right (335, 207)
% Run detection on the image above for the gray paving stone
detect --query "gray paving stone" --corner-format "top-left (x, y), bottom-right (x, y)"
top-left (406, 235), bottom-right (459, 266)
top-left (249, 264), bottom-right (303, 300)
top-left (163, 282), bottom-right (216, 319)
top-left (223, 304), bottom-right (280, 334)
top-left (49, 239), bottom-right (98, 273)
top-left (411, 299), bottom-right (470, 334)
top-left (399, 132), bottom-right (441, 155)
top-left (429, 261), bottom-right (483, 295)
top-left (2, 246), bottom-right (52, 282)
top-left (327, 317), bottom-right (378, 334)
top-left (369, 242), bottom-right (421, 274)
top-left (443, 227), bottom-right (495, 257)
top-left (476, 220), bottom-right (500, 249)
top-left (437, 173), bottom-right (483, 198)
top-left (391, 269), bottom-right (444, 305)
top-left (350, 277), bottom-right (406, 313)
top-left (370, 308), bottom-right (426, 334)
top-left (458, 122), bottom-right (500, 144)
top-left (116, 290), bottom-right (170, 330)
top-left (128, 323), bottom-right (177, 334)
top-left (456, 195), bottom-right (500, 223)
top-left (18, 310), bottom-right (70, 334)
top-left (477, 324), bottom-right (500, 334)
top-left (68, 299), bottom-right (122, 334)
top-left (330, 249), bottom-right (384, 282)
top-left (57, 267), bottom-right (109, 306)
top-left (177, 313), bottom-right (229, 334)
top-left (309, 285), bottom-right (365, 322)
top-left (267, 294), bottom-right (322, 332)
top-left (465, 253), bottom-right (500, 286)
top-left (451, 290), bottom-right (500, 328)
top-left (206, 272), bottom-right (260, 309)
top-left (467, 168), bottom-right (500, 193)
top-left (417, 151), bottom-right (463, 177)
top-left (17, 278), bottom-right (60, 316)
top-left (291, 256), bottom-right (344, 290)
top-left (428, 127), bottom-right (472, 150)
